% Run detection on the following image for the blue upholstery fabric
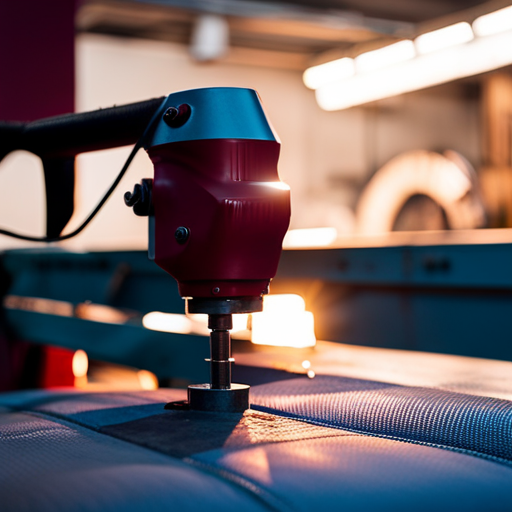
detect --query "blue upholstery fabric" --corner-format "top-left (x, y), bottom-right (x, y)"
top-left (0, 411), bottom-right (269, 512)
top-left (251, 375), bottom-right (512, 464)
top-left (193, 430), bottom-right (512, 512)
top-left (3, 375), bottom-right (512, 511)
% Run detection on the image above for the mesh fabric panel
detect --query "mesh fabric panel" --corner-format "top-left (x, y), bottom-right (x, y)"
top-left (251, 375), bottom-right (512, 462)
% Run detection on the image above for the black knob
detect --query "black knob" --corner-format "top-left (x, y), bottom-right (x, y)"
top-left (163, 104), bottom-right (191, 128)
top-left (124, 179), bottom-right (153, 217)
top-left (175, 226), bottom-right (190, 244)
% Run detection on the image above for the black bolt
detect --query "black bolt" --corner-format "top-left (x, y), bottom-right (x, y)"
top-left (175, 226), bottom-right (190, 244)
top-left (212, 287), bottom-right (220, 295)
top-left (163, 104), bottom-right (191, 128)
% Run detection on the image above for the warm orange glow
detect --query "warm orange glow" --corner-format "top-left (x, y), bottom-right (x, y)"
top-left (143, 311), bottom-right (251, 338)
top-left (232, 314), bottom-right (249, 333)
top-left (75, 302), bottom-right (131, 324)
top-left (251, 294), bottom-right (316, 348)
top-left (186, 312), bottom-right (249, 336)
top-left (142, 311), bottom-right (196, 334)
top-left (265, 294), bottom-right (305, 315)
top-left (138, 369), bottom-right (159, 390)
top-left (4, 295), bottom-right (134, 325)
top-left (4, 295), bottom-right (73, 317)
top-left (283, 227), bottom-right (337, 248)
top-left (72, 349), bottom-right (88, 378)
top-left (221, 447), bottom-right (273, 485)
top-left (263, 181), bottom-right (291, 191)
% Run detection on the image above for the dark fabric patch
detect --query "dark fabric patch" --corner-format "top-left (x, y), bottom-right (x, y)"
top-left (101, 409), bottom-right (352, 459)
top-left (69, 403), bottom-right (171, 429)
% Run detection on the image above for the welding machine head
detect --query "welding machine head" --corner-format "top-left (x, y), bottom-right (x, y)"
top-left (143, 87), bottom-right (291, 315)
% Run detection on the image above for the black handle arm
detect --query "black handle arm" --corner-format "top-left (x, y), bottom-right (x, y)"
top-left (0, 96), bottom-right (165, 160)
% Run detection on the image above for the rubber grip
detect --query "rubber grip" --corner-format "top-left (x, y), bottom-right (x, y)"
top-left (0, 97), bottom-right (165, 159)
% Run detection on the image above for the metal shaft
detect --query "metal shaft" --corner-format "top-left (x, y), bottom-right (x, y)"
top-left (208, 314), bottom-right (233, 389)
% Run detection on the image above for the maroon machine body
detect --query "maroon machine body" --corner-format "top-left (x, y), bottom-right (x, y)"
top-left (149, 138), bottom-right (291, 303)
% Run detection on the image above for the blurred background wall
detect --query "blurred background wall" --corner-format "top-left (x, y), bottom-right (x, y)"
top-left (2, 0), bottom-right (512, 250)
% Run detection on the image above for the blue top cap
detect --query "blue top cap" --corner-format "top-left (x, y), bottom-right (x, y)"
top-left (146, 87), bottom-right (279, 148)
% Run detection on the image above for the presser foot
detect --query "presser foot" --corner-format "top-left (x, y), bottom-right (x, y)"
top-left (164, 384), bottom-right (250, 413)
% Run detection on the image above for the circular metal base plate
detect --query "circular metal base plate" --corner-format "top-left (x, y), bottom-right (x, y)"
top-left (185, 297), bottom-right (263, 315)
top-left (188, 383), bottom-right (250, 412)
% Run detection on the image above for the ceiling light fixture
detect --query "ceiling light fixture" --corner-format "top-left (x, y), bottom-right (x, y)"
top-left (303, 57), bottom-right (355, 90)
top-left (356, 40), bottom-right (416, 73)
top-left (190, 14), bottom-right (229, 62)
top-left (473, 5), bottom-right (512, 36)
top-left (415, 22), bottom-right (474, 54)
top-left (314, 28), bottom-right (512, 111)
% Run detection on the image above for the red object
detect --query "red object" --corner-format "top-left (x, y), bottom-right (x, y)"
top-left (149, 139), bottom-right (291, 299)
top-left (39, 346), bottom-right (75, 388)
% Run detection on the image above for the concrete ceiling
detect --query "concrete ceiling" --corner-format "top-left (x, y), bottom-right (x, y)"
top-left (246, 0), bottom-right (488, 23)
top-left (77, 0), bottom-right (512, 69)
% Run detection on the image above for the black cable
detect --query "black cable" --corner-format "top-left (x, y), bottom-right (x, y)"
top-left (0, 97), bottom-right (168, 243)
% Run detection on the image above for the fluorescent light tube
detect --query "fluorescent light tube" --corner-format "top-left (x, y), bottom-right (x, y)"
top-left (303, 57), bottom-right (355, 90)
top-left (473, 5), bottom-right (512, 36)
top-left (316, 29), bottom-right (512, 111)
top-left (415, 22), bottom-right (474, 54)
top-left (356, 40), bottom-right (416, 73)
